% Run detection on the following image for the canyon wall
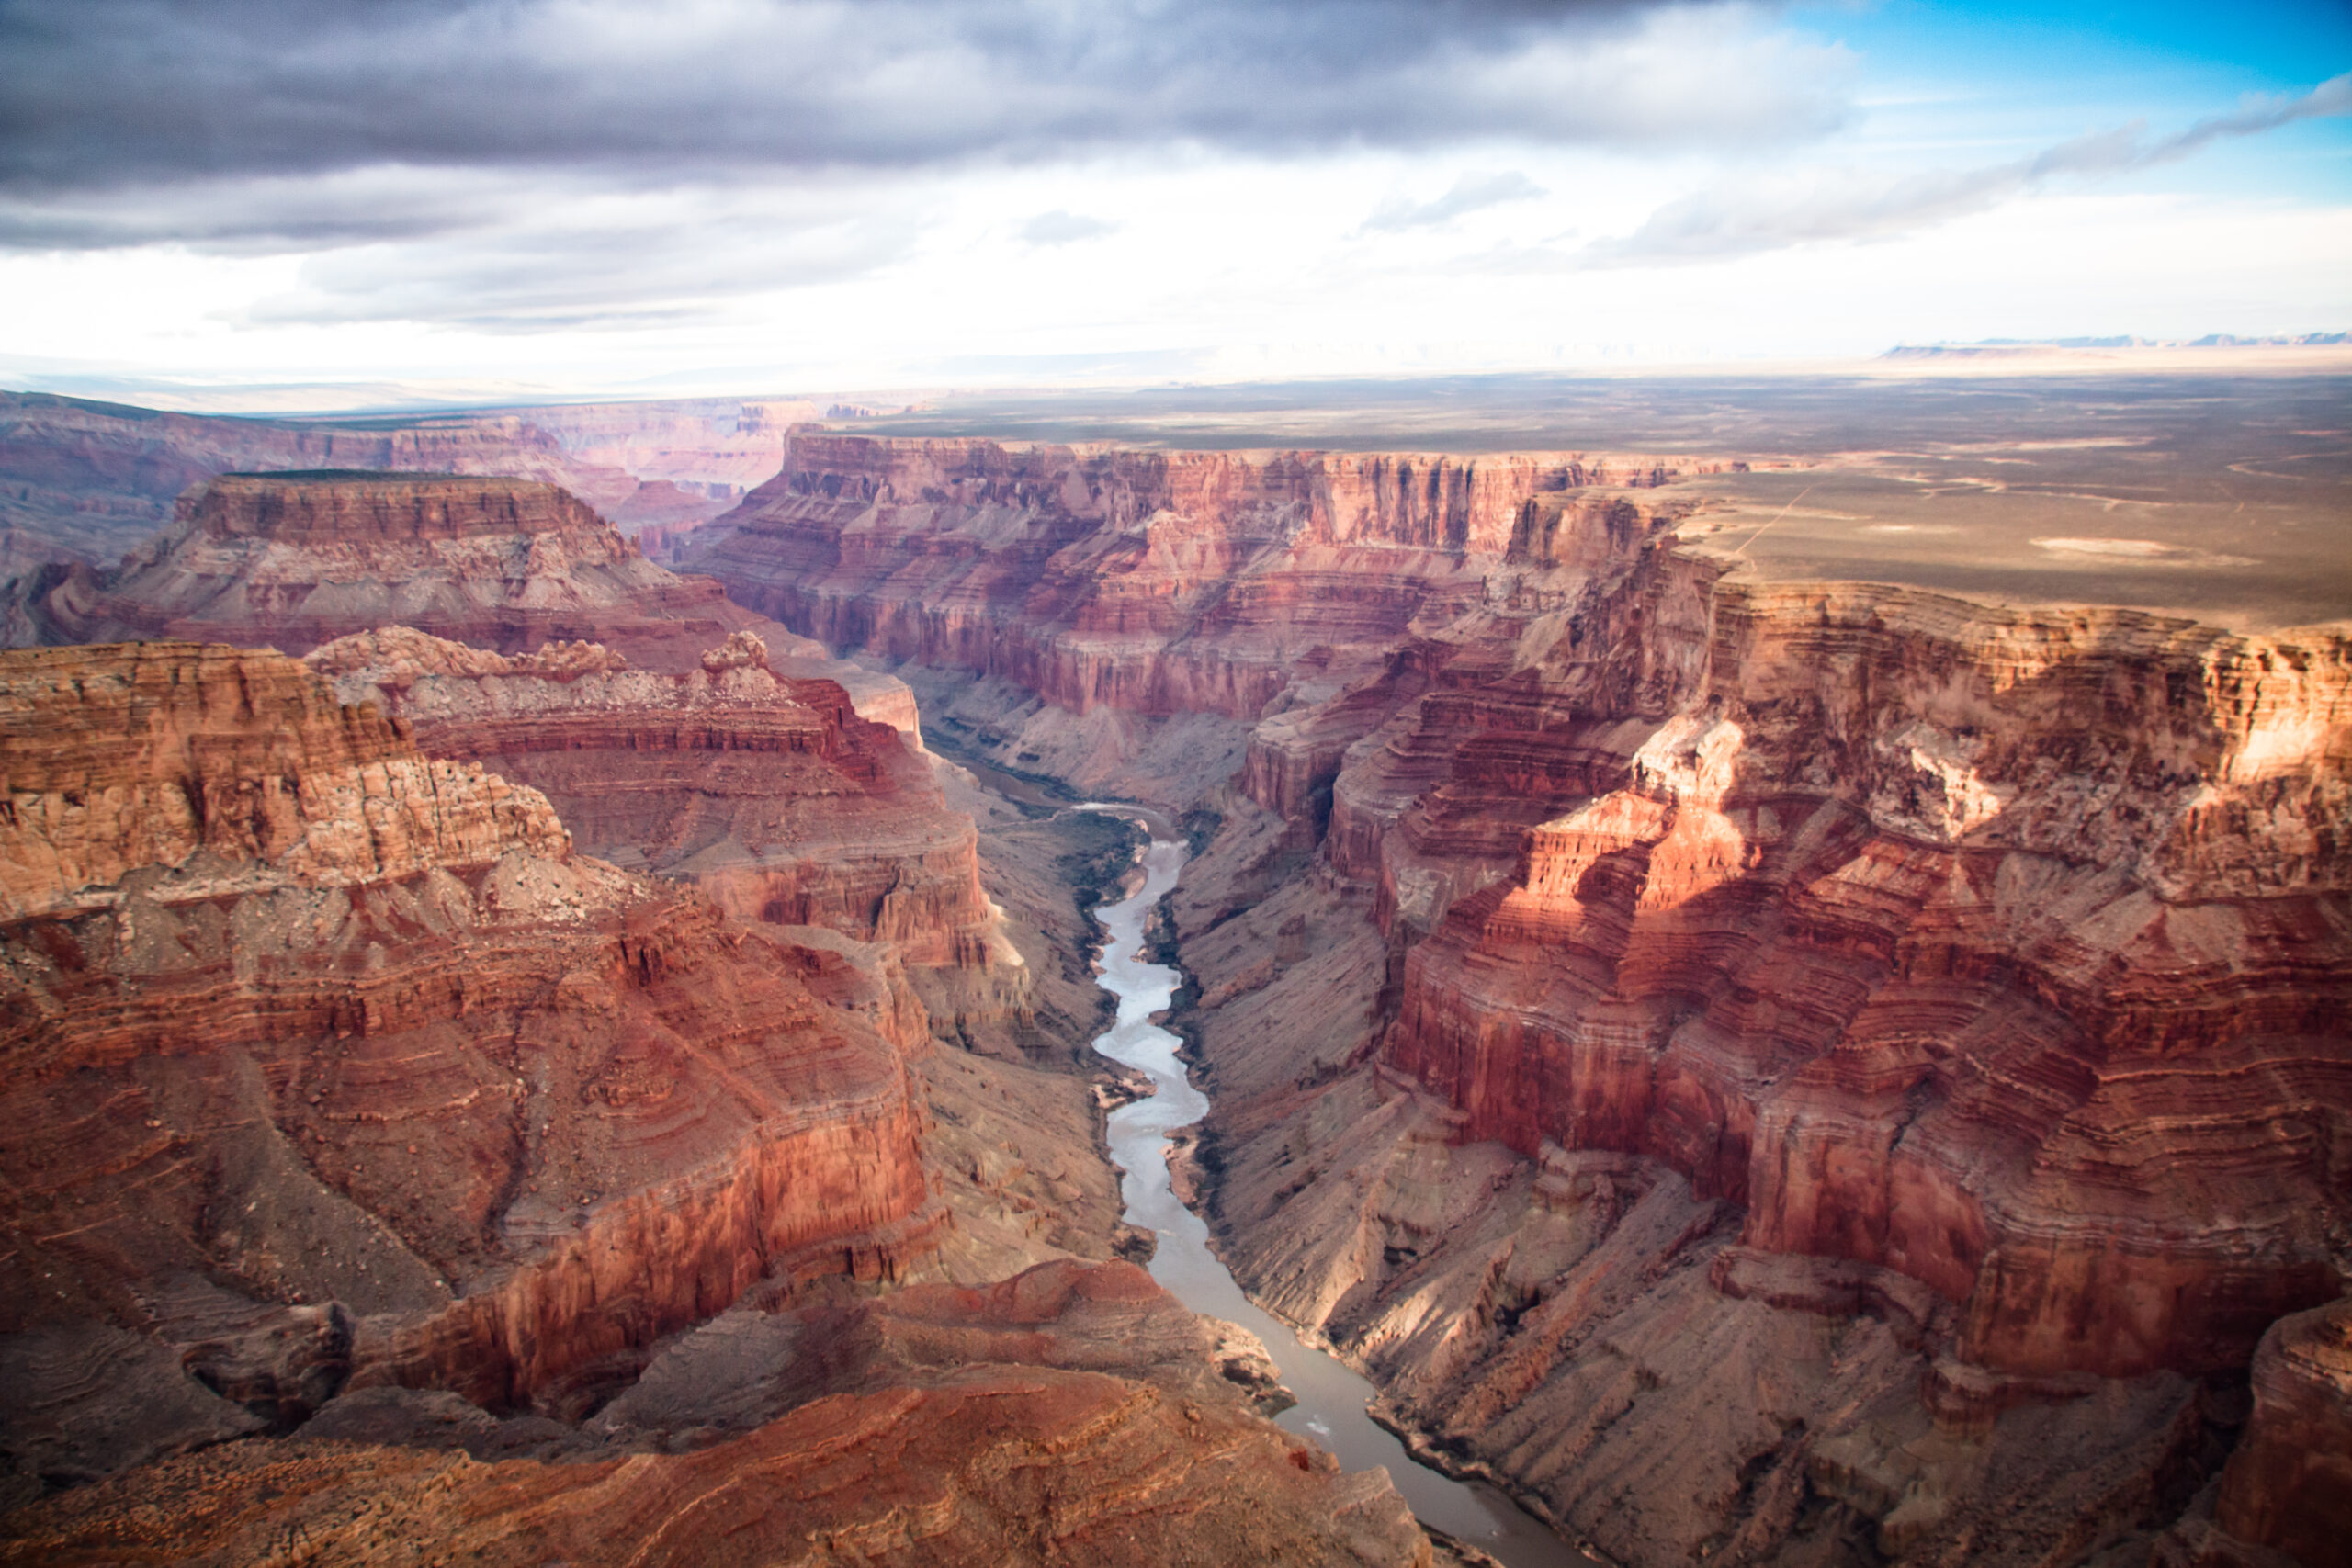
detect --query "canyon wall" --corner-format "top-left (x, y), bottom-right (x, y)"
top-left (306, 626), bottom-right (1007, 977)
top-left (695, 430), bottom-right (2351, 1565)
top-left (6, 465), bottom-right (1024, 1032)
top-left (689, 434), bottom-right (1703, 780)
top-left (0, 642), bottom-right (940, 1498)
top-left (0, 391), bottom-right (737, 579)
top-left (1363, 558), bottom-right (2351, 1380)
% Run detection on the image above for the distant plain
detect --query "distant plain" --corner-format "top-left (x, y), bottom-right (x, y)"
top-left (857, 367), bottom-right (2352, 632)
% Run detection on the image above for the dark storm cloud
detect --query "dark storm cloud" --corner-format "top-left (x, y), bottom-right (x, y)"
top-left (0, 0), bottom-right (1844, 210)
top-left (235, 191), bottom-right (925, 330)
top-left (1578, 71), bottom-right (2352, 265)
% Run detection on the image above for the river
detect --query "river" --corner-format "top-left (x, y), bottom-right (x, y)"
top-left (1082, 818), bottom-right (1590, 1568)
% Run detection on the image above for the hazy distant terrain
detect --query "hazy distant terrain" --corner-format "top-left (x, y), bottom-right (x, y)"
top-left (852, 369), bottom-right (2352, 631)
top-left (6, 368), bottom-right (2346, 631)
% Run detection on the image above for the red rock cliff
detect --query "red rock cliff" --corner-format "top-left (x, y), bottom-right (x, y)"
top-left (690, 432), bottom-right (1703, 727)
top-left (0, 644), bottom-right (936, 1479)
top-left (1356, 555), bottom-right (2352, 1382)
top-left (305, 626), bottom-right (1007, 976)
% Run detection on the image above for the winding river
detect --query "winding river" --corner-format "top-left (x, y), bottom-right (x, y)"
top-left (1082, 817), bottom-right (1589, 1568)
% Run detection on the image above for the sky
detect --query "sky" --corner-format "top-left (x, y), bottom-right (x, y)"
top-left (0, 0), bottom-right (2346, 407)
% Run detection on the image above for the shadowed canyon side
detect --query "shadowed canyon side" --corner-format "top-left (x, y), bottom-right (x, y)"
top-left (0, 1259), bottom-right (1432, 1568)
top-left (0, 642), bottom-right (938, 1490)
top-left (692, 431), bottom-right (2352, 1566)
top-left (0, 469), bottom-right (916, 726)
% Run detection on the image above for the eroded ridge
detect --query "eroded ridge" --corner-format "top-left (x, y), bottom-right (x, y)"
top-left (0, 642), bottom-right (936, 1496)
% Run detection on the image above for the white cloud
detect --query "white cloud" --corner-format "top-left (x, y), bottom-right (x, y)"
top-left (1361, 172), bottom-right (1548, 233)
top-left (1578, 71), bottom-right (2352, 266)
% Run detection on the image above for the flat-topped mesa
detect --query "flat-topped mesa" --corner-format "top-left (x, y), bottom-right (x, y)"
top-left (6, 471), bottom-right (918, 728)
top-left (1369, 557), bottom-right (2352, 1381)
top-left (689, 431), bottom-right (1702, 732)
top-left (306, 626), bottom-right (1009, 980)
top-left (0, 643), bottom-right (937, 1478)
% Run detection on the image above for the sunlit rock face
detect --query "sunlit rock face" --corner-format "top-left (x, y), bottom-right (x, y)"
top-left (1178, 547), bottom-right (2347, 1562)
top-left (0, 643), bottom-right (937, 1498)
top-left (1371, 562), bottom-right (2352, 1382)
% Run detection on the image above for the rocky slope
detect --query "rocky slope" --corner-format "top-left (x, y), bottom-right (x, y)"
top-left (693, 431), bottom-right (2352, 1566)
top-left (305, 626), bottom-right (1015, 1010)
top-left (0, 1259), bottom-right (1429, 1568)
top-left (0, 641), bottom-right (943, 1501)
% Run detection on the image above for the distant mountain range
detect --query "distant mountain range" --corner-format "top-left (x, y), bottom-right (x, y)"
top-left (1886, 332), bottom-right (2349, 356)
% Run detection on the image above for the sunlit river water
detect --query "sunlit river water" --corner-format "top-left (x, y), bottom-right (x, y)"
top-left (1081, 816), bottom-right (1590, 1568)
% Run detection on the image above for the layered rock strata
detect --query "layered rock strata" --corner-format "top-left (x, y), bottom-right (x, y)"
top-left (304, 626), bottom-right (1006, 981)
top-left (1364, 565), bottom-right (2352, 1382)
top-left (0, 1260), bottom-right (1430, 1568)
top-left (0, 643), bottom-right (937, 1499)
top-left (3, 470), bottom-right (916, 728)
top-left (688, 429), bottom-right (2352, 1563)
top-left (689, 433), bottom-right (1701, 804)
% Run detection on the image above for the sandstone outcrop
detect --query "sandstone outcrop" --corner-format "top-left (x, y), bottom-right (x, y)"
top-left (0, 1260), bottom-right (1430, 1568)
top-left (0, 643), bottom-right (938, 1500)
top-left (304, 626), bottom-right (1005, 980)
top-left (2215, 1293), bottom-right (2352, 1564)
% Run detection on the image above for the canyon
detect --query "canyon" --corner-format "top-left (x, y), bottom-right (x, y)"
top-left (684, 428), bottom-right (2352, 1566)
top-left (0, 639), bottom-right (1429, 1562)
top-left (0, 398), bottom-right (2343, 1567)
top-left (0, 468), bottom-right (1440, 1563)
